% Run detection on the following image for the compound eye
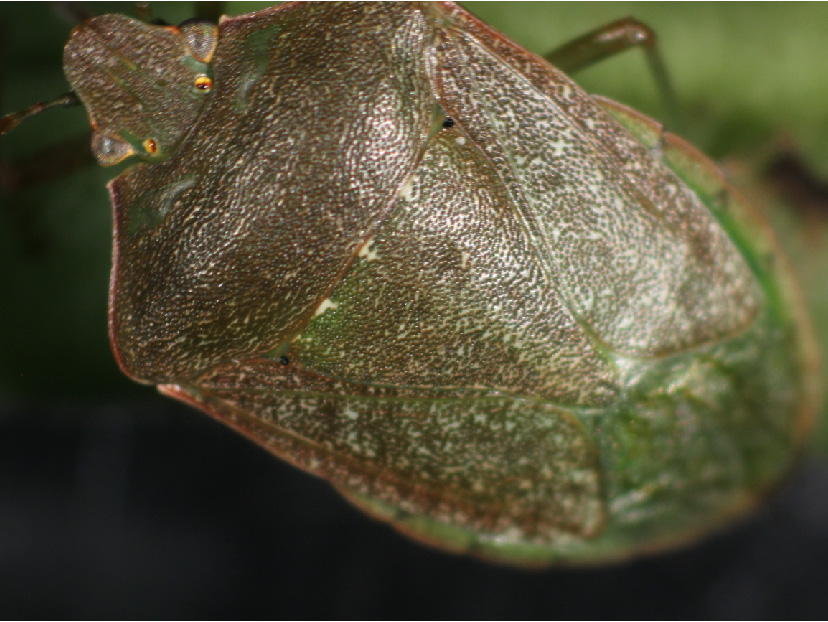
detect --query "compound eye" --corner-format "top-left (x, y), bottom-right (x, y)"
top-left (194, 75), bottom-right (213, 92)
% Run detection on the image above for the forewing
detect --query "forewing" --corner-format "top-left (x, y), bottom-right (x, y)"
top-left (433, 4), bottom-right (761, 358)
top-left (162, 356), bottom-right (605, 547)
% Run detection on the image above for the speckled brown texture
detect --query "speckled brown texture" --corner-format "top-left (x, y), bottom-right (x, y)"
top-left (62, 2), bottom-right (812, 564)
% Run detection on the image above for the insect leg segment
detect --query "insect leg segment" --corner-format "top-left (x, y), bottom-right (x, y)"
top-left (543, 18), bottom-right (679, 131)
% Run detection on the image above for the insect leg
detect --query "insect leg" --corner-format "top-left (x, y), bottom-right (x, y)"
top-left (543, 18), bottom-right (679, 131)
top-left (133, 2), bottom-right (153, 23)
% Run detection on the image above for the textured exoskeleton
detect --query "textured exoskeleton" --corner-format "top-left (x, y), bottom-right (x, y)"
top-left (62, 2), bottom-right (817, 564)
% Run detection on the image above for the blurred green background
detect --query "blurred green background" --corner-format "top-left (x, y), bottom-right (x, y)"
top-left (1, 3), bottom-right (827, 617)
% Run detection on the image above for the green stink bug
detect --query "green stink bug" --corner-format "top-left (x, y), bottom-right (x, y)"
top-left (1, 2), bottom-right (821, 567)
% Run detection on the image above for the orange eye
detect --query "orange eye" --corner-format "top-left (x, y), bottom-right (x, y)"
top-left (194, 75), bottom-right (213, 91)
top-left (143, 138), bottom-right (158, 154)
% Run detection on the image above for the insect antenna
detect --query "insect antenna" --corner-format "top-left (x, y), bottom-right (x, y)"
top-left (0, 92), bottom-right (81, 136)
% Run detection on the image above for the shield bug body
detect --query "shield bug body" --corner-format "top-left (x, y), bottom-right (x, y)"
top-left (15, 2), bottom-right (818, 565)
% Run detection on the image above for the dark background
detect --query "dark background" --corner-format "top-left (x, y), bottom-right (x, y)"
top-left (2, 3), bottom-right (828, 617)
top-left (3, 400), bottom-right (828, 618)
